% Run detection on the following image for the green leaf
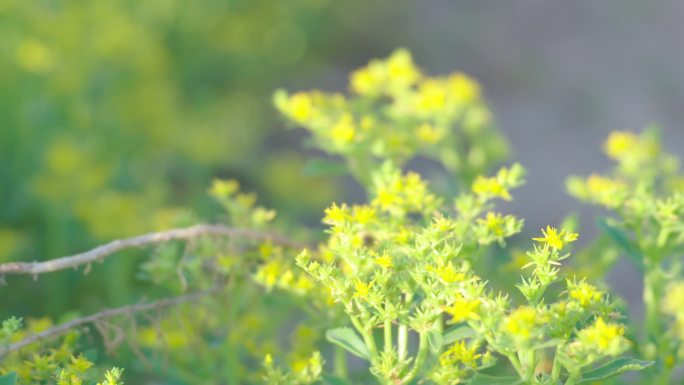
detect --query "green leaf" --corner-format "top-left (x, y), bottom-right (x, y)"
top-left (428, 329), bottom-right (443, 354)
top-left (302, 159), bottom-right (348, 177)
top-left (0, 372), bottom-right (17, 385)
top-left (577, 357), bottom-right (653, 384)
top-left (320, 374), bottom-right (352, 385)
top-left (442, 324), bottom-right (476, 346)
top-left (325, 327), bottom-right (370, 361)
top-left (596, 217), bottom-right (643, 270)
top-left (468, 373), bottom-right (523, 385)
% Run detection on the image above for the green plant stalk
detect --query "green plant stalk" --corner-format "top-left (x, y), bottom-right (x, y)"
top-left (505, 352), bottom-right (525, 379)
top-left (519, 349), bottom-right (536, 381)
top-left (397, 324), bottom-right (408, 361)
top-left (350, 314), bottom-right (379, 359)
top-left (564, 372), bottom-right (580, 385)
top-left (550, 346), bottom-right (562, 383)
top-left (334, 346), bottom-right (347, 378)
top-left (643, 258), bottom-right (672, 384)
top-left (384, 319), bottom-right (393, 353)
top-left (644, 262), bottom-right (662, 349)
top-left (400, 331), bottom-right (429, 385)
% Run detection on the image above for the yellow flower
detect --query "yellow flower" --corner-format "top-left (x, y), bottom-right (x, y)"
top-left (568, 280), bottom-right (602, 307)
top-left (430, 261), bottom-right (466, 284)
top-left (440, 341), bottom-right (482, 368)
top-left (350, 62), bottom-right (385, 95)
top-left (374, 187), bottom-right (402, 210)
top-left (445, 297), bottom-right (480, 323)
top-left (472, 176), bottom-right (511, 201)
top-left (478, 212), bottom-right (506, 236)
top-left (533, 226), bottom-right (578, 250)
top-left (374, 253), bottom-right (393, 269)
top-left (504, 307), bottom-right (540, 339)
top-left (416, 123), bottom-right (444, 144)
top-left (604, 131), bottom-right (639, 160)
top-left (289, 93), bottom-right (315, 123)
top-left (447, 73), bottom-right (480, 104)
top-left (330, 113), bottom-right (356, 145)
top-left (352, 205), bottom-right (376, 224)
top-left (323, 203), bottom-right (349, 225)
top-left (577, 317), bottom-right (626, 355)
top-left (208, 178), bottom-right (239, 197)
top-left (353, 279), bottom-right (372, 299)
top-left (416, 79), bottom-right (447, 113)
top-left (386, 49), bottom-right (421, 88)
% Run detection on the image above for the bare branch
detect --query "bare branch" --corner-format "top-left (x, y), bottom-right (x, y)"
top-left (0, 224), bottom-right (302, 276)
top-left (0, 289), bottom-right (216, 356)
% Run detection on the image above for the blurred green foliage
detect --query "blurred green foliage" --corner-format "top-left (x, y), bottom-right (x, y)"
top-left (0, 0), bottom-right (356, 314)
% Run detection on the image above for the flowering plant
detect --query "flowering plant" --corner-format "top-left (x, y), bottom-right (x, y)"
top-left (4, 50), bottom-right (683, 385)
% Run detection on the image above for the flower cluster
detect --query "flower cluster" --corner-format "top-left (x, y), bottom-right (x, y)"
top-left (274, 49), bottom-right (508, 185)
top-left (296, 163), bottom-right (524, 384)
top-left (568, 128), bottom-right (684, 380)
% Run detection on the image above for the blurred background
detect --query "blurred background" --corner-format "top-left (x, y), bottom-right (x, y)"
top-left (1, 0), bottom-right (684, 367)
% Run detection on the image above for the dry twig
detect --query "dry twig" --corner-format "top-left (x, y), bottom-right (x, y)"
top-left (0, 289), bottom-right (215, 357)
top-left (0, 224), bottom-right (301, 276)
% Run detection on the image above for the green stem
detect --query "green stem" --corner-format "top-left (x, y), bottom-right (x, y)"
top-left (564, 372), bottom-right (580, 385)
top-left (363, 328), bottom-right (379, 359)
top-left (384, 319), bottom-right (393, 353)
top-left (644, 265), bottom-right (662, 356)
top-left (550, 347), bottom-right (562, 383)
top-left (334, 346), bottom-right (347, 378)
top-left (397, 324), bottom-right (408, 361)
top-left (505, 353), bottom-right (525, 379)
top-left (400, 332), bottom-right (429, 385)
top-left (523, 350), bottom-right (536, 381)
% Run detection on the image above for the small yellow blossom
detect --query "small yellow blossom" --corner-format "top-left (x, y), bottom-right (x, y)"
top-left (353, 279), bottom-right (373, 299)
top-left (416, 79), bottom-right (447, 113)
top-left (287, 92), bottom-right (314, 123)
top-left (568, 280), bottom-right (602, 307)
top-left (208, 178), bottom-right (239, 197)
top-left (323, 203), bottom-right (349, 225)
top-left (447, 73), bottom-right (481, 104)
top-left (352, 205), bottom-right (376, 224)
top-left (472, 176), bottom-right (511, 201)
top-left (439, 341), bottom-right (482, 368)
top-left (385, 49), bottom-right (421, 88)
top-left (374, 253), bottom-right (393, 269)
top-left (504, 306), bottom-right (542, 339)
top-left (533, 226), bottom-right (578, 250)
top-left (330, 113), bottom-right (356, 145)
top-left (445, 297), bottom-right (481, 323)
top-left (604, 131), bottom-right (639, 160)
top-left (478, 212), bottom-right (506, 236)
top-left (416, 123), bottom-right (444, 144)
top-left (374, 187), bottom-right (402, 210)
top-left (577, 317), bottom-right (626, 355)
top-left (430, 261), bottom-right (466, 284)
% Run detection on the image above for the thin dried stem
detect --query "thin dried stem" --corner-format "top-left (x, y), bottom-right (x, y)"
top-left (0, 224), bottom-right (301, 276)
top-left (0, 289), bottom-right (216, 356)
